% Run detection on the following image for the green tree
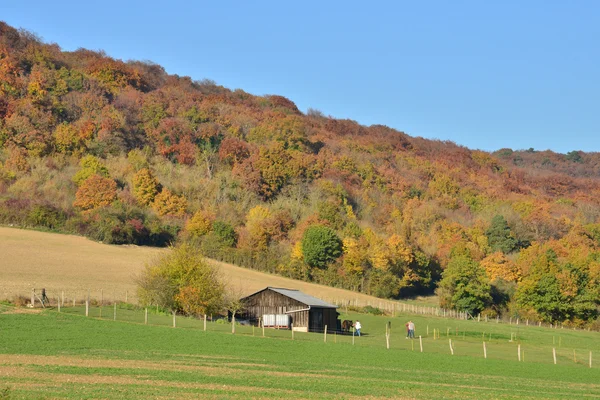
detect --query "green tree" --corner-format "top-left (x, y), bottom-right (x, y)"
top-left (212, 221), bottom-right (237, 247)
top-left (565, 150), bottom-right (583, 163)
top-left (516, 273), bottom-right (567, 323)
top-left (73, 155), bottom-right (109, 186)
top-left (301, 225), bottom-right (342, 268)
top-left (437, 255), bottom-right (492, 315)
top-left (136, 244), bottom-right (225, 316)
top-left (486, 215), bottom-right (518, 254)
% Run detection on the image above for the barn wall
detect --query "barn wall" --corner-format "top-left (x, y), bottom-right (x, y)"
top-left (309, 308), bottom-right (340, 333)
top-left (241, 290), bottom-right (309, 327)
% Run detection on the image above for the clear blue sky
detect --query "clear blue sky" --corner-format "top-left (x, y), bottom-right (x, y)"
top-left (3, 1), bottom-right (599, 153)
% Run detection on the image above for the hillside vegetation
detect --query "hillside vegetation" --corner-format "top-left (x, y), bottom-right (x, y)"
top-left (0, 22), bottom-right (599, 326)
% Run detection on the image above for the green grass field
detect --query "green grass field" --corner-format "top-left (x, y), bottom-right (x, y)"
top-left (1, 304), bottom-right (598, 399)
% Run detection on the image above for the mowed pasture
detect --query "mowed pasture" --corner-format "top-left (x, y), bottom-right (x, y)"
top-left (0, 305), bottom-right (599, 399)
top-left (0, 227), bottom-right (431, 307)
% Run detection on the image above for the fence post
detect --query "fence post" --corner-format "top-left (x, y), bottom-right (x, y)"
top-left (31, 289), bottom-right (35, 308)
top-left (419, 335), bottom-right (423, 352)
top-left (291, 323), bottom-right (294, 340)
top-left (449, 339), bottom-right (454, 355)
top-left (231, 314), bottom-right (236, 334)
top-left (172, 311), bottom-right (176, 328)
top-left (85, 299), bottom-right (89, 317)
top-left (553, 348), bottom-right (557, 365)
top-left (518, 344), bottom-right (521, 362)
top-left (113, 303), bottom-right (116, 321)
top-left (385, 328), bottom-right (390, 350)
top-left (324, 325), bottom-right (327, 343)
top-left (204, 314), bottom-right (207, 331)
top-left (262, 318), bottom-right (265, 337)
top-left (57, 297), bottom-right (60, 313)
top-left (483, 342), bottom-right (487, 359)
top-left (145, 308), bottom-right (148, 325)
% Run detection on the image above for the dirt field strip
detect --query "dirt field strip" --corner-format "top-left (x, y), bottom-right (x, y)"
top-left (0, 227), bottom-right (409, 306)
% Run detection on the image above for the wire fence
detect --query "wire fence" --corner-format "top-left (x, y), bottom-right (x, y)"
top-left (2, 292), bottom-right (596, 369)
top-left (6, 287), bottom-right (597, 333)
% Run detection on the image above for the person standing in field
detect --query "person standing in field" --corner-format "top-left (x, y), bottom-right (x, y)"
top-left (405, 322), bottom-right (410, 339)
top-left (354, 320), bottom-right (362, 336)
top-left (408, 320), bottom-right (415, 338)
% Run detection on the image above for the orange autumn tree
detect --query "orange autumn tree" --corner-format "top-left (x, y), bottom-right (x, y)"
top-left (73, 174), bottom-right (117, 211)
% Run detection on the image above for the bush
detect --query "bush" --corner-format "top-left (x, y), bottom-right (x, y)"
top-left (136, 243), bottom-right (225, 316)
top-left (26, 204), bottom-right (67, 230)
top-left (362, 305), bottom-right (384, 315)
top-left (0, 198), bottom-right (31, 225)
top-left (212, 221), bottom-right (237, 247)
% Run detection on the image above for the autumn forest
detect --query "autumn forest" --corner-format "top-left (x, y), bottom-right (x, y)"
top-left (0, 22), bottom-right (598, 327)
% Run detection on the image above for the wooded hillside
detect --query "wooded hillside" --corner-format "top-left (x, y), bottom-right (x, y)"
top-left (0, 22), bottom-right (598, 326)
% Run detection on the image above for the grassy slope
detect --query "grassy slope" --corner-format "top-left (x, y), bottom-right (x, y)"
top-left (0, 226), bottom-right (434, 307)
top-left (0, 306), bottom-right (598, 399)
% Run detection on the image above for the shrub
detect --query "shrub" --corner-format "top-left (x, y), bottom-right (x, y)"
top-left (26, 204), bottom-right (67, 230)
top-left (136, 243), bottom-right (225, 316)
top-left (362, 305), bottom-right (384, 315)
top-left (212, 221), bottom-right (237, 247)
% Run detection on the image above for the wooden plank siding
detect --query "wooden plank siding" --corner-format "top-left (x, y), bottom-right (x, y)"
top-left (240, 288), bottom-right (339, 332)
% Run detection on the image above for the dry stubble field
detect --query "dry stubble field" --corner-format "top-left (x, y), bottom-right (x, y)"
top-left (0, 226), bottom-right (406, 306)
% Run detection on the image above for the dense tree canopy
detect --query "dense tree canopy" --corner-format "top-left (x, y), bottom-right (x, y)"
top-left (0, 21), bottom-right (599, 327)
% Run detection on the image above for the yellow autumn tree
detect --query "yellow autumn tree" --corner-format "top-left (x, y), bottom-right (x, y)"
top-left (185, 210), bottom-right (215, 238)
top-left (480, 251), bottom-right (521, 282)
top-left (342, 237), bottom-right (367, 276)
top-left (152, 188), bottom-right (187, 217)
top-left (291, 241), bottom-right (304, 261)
top-left (387, 234), bottom-right (414, 267)
top-left (245, 205), bottom-right (272, 249)
top-left (133, 168), bottom-right (160, 206)
top-left (363, 228), bottom-right (390, 271)
top-left (53, 123), bottom-right (82, 154)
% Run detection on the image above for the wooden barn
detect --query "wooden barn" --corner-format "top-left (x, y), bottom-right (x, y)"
top-left (240, 287), bottom-right (339, 333)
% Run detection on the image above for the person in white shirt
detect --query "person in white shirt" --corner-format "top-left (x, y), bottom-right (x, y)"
top-left (354, 320), bottom-right (362, 336)
top-left (408, 321), bottom-right (415, 338)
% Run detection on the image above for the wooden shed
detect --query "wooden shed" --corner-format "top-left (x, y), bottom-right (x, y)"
top-left (240, 287), bottom-right (339, 333)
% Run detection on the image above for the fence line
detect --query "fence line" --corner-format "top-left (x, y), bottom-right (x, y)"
top-left (2, 300), bottom-right (596, 368)
top-left (6, 288), bottom-right (597, 332)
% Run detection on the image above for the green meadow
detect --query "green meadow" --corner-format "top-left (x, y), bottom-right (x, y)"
top-left (0, 304), bottom-right (598, 399)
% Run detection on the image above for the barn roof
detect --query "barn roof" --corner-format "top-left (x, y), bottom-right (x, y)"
top-left (244, 287), bottom-right (338, 308)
